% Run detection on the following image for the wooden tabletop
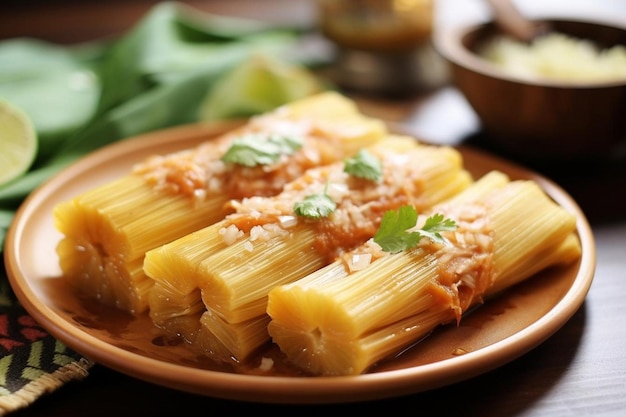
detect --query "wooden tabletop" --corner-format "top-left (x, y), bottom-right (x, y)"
top-left (2, 1), bottom-right (626, 416)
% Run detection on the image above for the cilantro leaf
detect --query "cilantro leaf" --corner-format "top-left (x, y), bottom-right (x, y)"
top-left (418, 213), bottom-right (458, 245)
top-left (373, 206), bottom-right (457, 253)
top-left (293, 185), bottom-right (336, 219)
top-left (373, 206), bottom-right (421, 253)
top-left (221, 133), bottom-right (303, 167)
top-left (343, 149), bottom-right (382, 181)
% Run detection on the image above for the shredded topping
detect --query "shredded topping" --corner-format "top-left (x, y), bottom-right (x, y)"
top-left (340, 201), bottom-right (495, 322)
top-left (423, 202), bottom-right (495, 322)
top-left (220, 145), bottom-right (431, 262)
top-left (132, 113), bottom-right (348, 201)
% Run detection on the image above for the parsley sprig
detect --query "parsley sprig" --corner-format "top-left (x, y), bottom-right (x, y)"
top-left (221, 133), bottom-right (303, 167)
top-left (343, 149), bottom-right (382, 182)
top-left (373, 205), bottom-right (457, 253)
top-left (293, 183), bottom-right (336, 219)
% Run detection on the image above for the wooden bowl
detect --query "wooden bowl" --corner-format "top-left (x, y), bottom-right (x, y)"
top-left (434, 18), bottom-right (626, 162)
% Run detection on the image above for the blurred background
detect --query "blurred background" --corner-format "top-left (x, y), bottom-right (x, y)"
top-left (3, 0), bottom-right (626, 43)
top-left (2, 0), bottom-right (625, 156)
top-left (0, 1), bottom-right (314, 43)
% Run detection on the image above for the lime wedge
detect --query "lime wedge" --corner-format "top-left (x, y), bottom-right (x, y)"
top-left (0, 100), bottom-right (37, 187)
top-left (199, 54), bottom-right (324, 121)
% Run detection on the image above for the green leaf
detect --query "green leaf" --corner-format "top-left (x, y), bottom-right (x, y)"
top-left (95, 2), bottom-right (300, 114)
top-left (0, 39), bottom-right (103, 164)
top-left (198, 53), bottom-right (324, 121)
top-left (221, 133), bottom-right (303, 167)
top-left (0, 161), bottom-right (70, 207)
top-left (0, 209), bottom-right (14, 251)
top-left (373, 206), bottom-right (457, 253)
top-left (419, 213), bottom-right (458, 245)
top-left (293, 186), bottom-right (336, 219)
top-left (343, 149), bottom-right (382, 181)
top-left (373, 205), bottom-right (421, 253)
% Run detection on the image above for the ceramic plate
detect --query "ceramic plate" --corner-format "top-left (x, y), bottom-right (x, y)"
top-left (4, 122), bottom-right (596, 404)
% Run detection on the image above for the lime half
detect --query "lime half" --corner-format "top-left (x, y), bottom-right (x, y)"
top-left (0, 100), bottom-right (37, 187)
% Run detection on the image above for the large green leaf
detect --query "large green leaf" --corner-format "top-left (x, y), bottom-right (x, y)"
top-left (95, 2), bottom-right (300, 113)
top-left (0, 39), bottom-right (103, 163)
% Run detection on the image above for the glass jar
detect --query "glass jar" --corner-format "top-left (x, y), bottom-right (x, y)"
top-left (318, 0), bottom-right (434, 52)
top-left (317, 0), bottom-right (446, 95)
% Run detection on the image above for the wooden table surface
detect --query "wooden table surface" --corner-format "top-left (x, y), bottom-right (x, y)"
top-left (2, 1), bottom-right (626, 415)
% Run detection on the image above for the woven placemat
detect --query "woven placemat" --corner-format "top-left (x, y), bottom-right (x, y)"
top-left (0, 270), bottom-right (93, 416)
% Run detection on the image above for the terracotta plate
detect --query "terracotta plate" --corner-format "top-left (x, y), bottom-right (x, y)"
top-left (4, 122), bottom-right (596, 404)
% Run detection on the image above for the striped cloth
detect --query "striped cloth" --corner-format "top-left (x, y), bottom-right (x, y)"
top-left (0, 271), bottom-right (93, 416)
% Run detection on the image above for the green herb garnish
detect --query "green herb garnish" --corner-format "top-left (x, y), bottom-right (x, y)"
top-left (343, 149), bottom-right (382, 181)
top-left (221, 133), bottom-right (303, 167)
top-left (293, 183), bottom-right (336, 219)
top-left (373, 206), bottom-right (457, 253)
